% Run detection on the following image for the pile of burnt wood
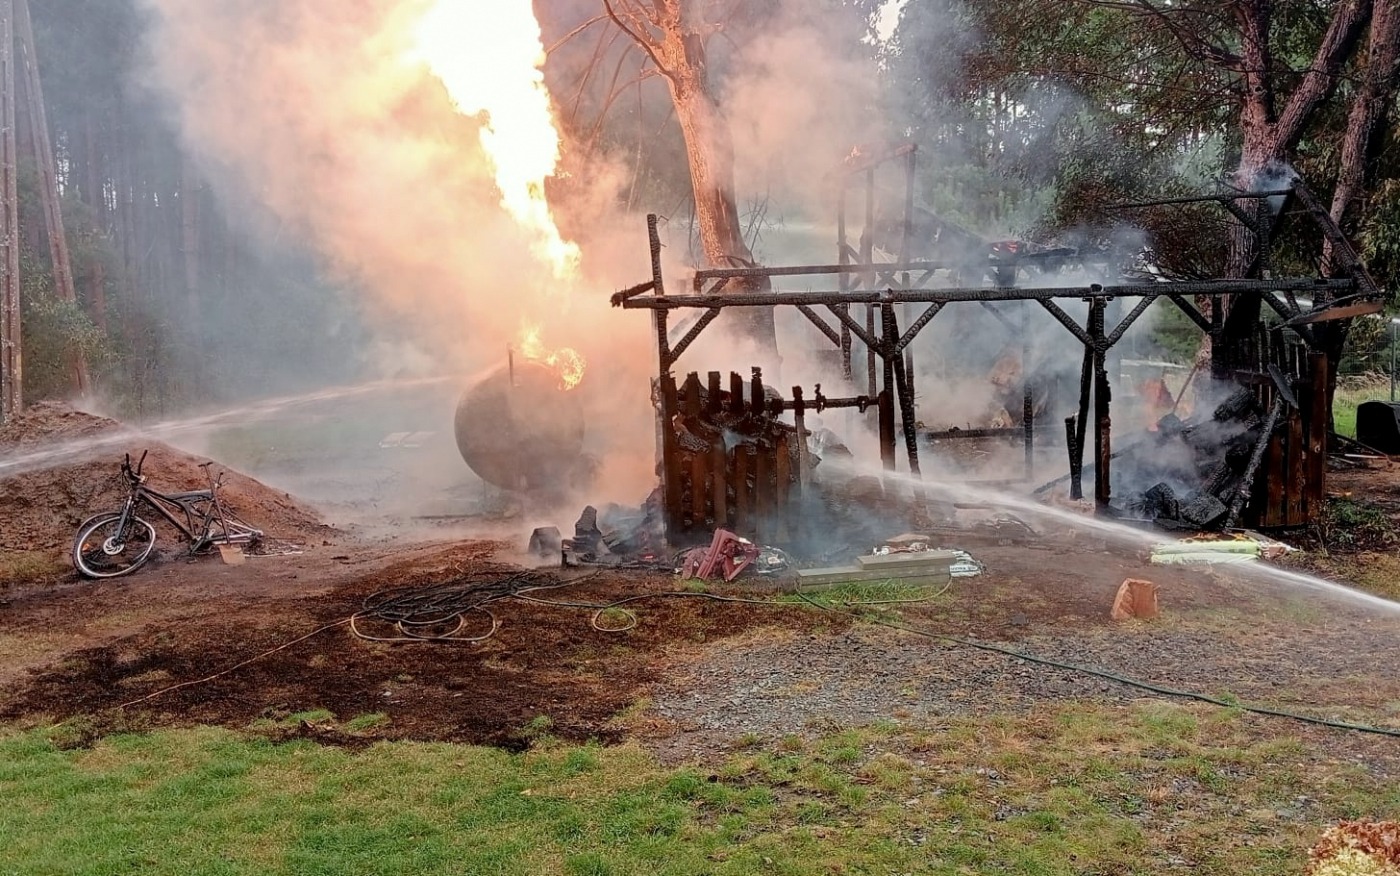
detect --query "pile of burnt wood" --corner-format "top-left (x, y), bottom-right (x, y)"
top-left (1124, 387), bottom-right (1282, 530)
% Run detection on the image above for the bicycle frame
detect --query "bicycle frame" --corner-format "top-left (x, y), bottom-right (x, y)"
top-left (130, 484), bottom-right (217, 549)
top-left (108, 456), bottom-right (259, 553)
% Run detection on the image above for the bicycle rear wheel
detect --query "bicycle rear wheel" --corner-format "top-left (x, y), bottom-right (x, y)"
top-left (72, 513), bottom-right (157, 579)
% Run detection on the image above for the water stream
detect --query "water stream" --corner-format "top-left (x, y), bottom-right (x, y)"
top-left (0, 374), bottom-right (463, 480)
top-left (826, 459), bottom-right (1400, 615)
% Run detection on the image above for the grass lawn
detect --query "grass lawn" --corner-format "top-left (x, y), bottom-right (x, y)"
top-left (1332, 377), bottom-right (1393, 439)
top-left (2, 702), bottom-right (1395, 876)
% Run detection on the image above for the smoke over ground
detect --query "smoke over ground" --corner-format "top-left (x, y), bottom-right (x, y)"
top-left (723, 1), bottom-right (885, 216)
top-left (132, 0), bottom-right (666, 506)
top-left (137, 0), bottom-right (647, 363)
top-left (126, 0), bottom-right (1184, 520)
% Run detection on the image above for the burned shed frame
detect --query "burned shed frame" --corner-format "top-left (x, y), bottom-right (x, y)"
top-left (614, 148), bottom-right (1380, 544)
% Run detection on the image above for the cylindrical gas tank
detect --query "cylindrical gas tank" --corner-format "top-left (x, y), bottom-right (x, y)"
top-left (454, 362), bottom-right (586, 492)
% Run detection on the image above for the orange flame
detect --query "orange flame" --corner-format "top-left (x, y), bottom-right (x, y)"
top-left (519, 325), bottom-right (585, 390)
top-left (410, 0), bottom-right (580, 280)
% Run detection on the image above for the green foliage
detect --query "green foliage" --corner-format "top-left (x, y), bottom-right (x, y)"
top-left (18, 249), bottom-right (109, 401)
top-left (1332, 374), bottom-right (1393, 437)
top-left (1360, 178), bottom-right (1400, 285)
top-left (1322, 497), bottom-right (1398, 550)
top-left (5, 0), bottom-right (375, 417)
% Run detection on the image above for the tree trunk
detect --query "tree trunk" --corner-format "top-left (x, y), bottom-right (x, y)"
top-left (83, 108), bottom-right (107, 331)
top-left (609, 0), bottom-right (778, 356)
top-left (180, 156), bottom-right (200, 323)
top-left (0, 0), bottom-right (19, 418)
top-left (1325, 0), bottom-right (1399, 274)
top-left (1218, 0), bottom-right (1372, 344)
top-left (14, 0), bottom-right (89, 395)
top-left (659, 31), bottom-right (776, 353)
top-left (85, 112), bottom-right (100, 211)
top-left (1317, 1), bottom-right (1400, 434)
top-left (90, 259), bottom-right (105, 333)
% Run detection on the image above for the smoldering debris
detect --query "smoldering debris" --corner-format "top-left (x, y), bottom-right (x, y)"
top-left (1113, 387), bottom-right (1286, 531)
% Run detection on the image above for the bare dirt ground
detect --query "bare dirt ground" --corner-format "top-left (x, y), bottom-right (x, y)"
top-left (1, 404), bottom-right (1397, 774)
top-left (0, 520), bottom-right (1396, 775)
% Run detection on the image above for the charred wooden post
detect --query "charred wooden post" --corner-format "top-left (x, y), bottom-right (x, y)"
top-left (904, 335), bottom-right (917, 430)
top-left (835, 178), bottom-right (853, 382)
top-left (682, 373), bottom-right (707, 527)
top-left (1090, 299), bottom-right (1113, 512)
top-left (877, 389), bottom-right (896, 470)
top-left (706, 371), bottom-right (722, 416)
top-left (865, 304), bottom-right (877, 396)
top-left (1064, 416), bottom-right (1082, 500)
top-left (1022, 300), bottom-right (1034, 479)
top-left (792, 385), bottom-right (809, 489)
top-left (754, 434), bottom-right (772, 540)
top-left (839, 306), bottom-right (853, 384)
top-left (734, 440), bottom-right (751, 534)
top-left (1073, 346), bottom-right (1092, 497)
top-left (774, 431), bottom-right (792, 540)
top-left (1305, 352), bottom-right (1329, 520)
top-left (659, 373), bottom-right (682, 540)
top-left (1226, 395), bottom-right (1286, 530)
top-left (648, 214), bottom-right (670, 377)
top-left (884, 303), bottom-right (921, 476)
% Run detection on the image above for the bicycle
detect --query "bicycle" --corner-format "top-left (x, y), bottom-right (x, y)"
top-left (72, 450), bottom-right (264, 579)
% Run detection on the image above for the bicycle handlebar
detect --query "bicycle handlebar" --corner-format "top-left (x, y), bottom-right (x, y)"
top-left (121, 451), bottom-right (150, 485)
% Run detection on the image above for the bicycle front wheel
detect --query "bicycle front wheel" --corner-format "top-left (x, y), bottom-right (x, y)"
top-left (72, 513), bottom-right (157, 579)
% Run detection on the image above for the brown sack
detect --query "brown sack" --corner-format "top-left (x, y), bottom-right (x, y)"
top-left (1110, 578), bottom-right (1159, 621)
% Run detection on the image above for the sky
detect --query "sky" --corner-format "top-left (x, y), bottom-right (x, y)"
top-left (875, 0), bottom-right (907, 43)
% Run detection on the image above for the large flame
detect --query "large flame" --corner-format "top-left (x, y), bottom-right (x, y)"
top-left (520, 324), bottom-right (586, 390)
top-left (410, 0), bottom-right (585, 388)
top-left (410, 0), bottom-right (581, 281)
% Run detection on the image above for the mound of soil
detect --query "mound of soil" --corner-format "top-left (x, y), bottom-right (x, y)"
top-left (0, 403), bottom-right (326, 553)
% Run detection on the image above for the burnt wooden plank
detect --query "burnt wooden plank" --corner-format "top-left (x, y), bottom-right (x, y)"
top-left (707, 371), bottom-right (722, 417)
top-left (1285, 407), bottom-right (1306, 526)
top-left (682, 372), bottom-right (703, 417)
top-left (659, 374), bottom-right (684, 539)
top-left (678, 373), bottom-right (705, 532)
top-left (774, 432), bottom-right (792, 542)
top-left (712, 439), bottom-right (729, 529)
top-left (878, 389), bottom-right (896, 470)
top-left (691, 443), bottom-right (709, 527)
top-left (755, 441), bottom-right (773, 541)
top-left (734, 447), bottom-right (752, 536)
top-left (1305, 353), bottom-right (1329, 522)
top-left (1288, 299), bottom-right (1384, 326)
top-left (1262, 434), bottom-right (1286, 526)
top-left (730, 371), bottom-right (746, 416)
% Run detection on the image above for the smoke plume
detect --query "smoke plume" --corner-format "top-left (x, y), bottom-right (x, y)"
top-left (134, 0), bottom-right (648, 378)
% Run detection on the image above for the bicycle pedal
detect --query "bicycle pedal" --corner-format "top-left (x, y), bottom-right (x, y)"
top-left (217, 544), bottom-right (246, 566)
